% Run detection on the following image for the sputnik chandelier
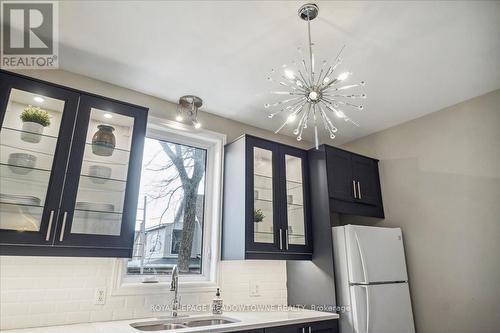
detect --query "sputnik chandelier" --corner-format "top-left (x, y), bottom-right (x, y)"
top-left (265, 3), bottom-right (366, 148)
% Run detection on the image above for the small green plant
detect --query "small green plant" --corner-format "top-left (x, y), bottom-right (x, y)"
top-left (254, 208), bottom-right (265, 223)
top-left (20, 105), bottom-right (50, 127)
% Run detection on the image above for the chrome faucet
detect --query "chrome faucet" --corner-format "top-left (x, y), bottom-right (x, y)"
top-left (170, 265), bottom-right (180, 317)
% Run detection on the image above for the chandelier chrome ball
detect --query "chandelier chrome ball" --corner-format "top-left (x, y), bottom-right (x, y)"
top-left (265, 3), bottom-right (367, 149)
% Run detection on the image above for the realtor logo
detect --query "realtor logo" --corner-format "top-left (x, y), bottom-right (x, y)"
top-left (1, 1), bottom-right (58, 69)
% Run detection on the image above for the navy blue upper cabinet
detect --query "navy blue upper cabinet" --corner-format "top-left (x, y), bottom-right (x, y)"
top-left (0, 70), bottom-right (148, 257)
top-left (323, 145), bottom-right (384, 218)
top-left (222, 135), bottom-right (312, 260)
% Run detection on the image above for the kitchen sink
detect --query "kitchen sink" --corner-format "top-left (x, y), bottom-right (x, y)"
top-left (131, 321), bottom-right (188, 331)
top-left (182, 318), bottom-right (236, 327)
top-left (130, 316), bottom-right (239, 331)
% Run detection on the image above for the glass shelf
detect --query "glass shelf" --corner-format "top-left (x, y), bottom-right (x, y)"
top-left (85, 141), bottom-right (130, 153)
top-left (254, 173), bottom-right (303, 191)
top-left (2, 126), bottom-right (58, 139)
top-left (74, 208), bottom-right (123, 215)
top-left (0, 163), bottom-right (51, 179)
top-left (0, 201), bottom-right (44, 209)
top-left (78, 174), bottom-right (127, 193)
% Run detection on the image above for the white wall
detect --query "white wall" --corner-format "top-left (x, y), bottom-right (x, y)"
top-left (0, 257), bottom-right (287, 330)
top-left (341, 89), bottom-right (500, 333)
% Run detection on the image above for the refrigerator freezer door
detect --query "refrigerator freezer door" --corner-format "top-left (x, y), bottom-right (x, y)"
top-left (350, 283), bottom-right (415, 333)
top-left (345, 225), bottom-right (408, 283)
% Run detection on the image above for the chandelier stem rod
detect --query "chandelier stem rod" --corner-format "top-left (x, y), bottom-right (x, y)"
top-left (307, 16), bottom-right (314, 84)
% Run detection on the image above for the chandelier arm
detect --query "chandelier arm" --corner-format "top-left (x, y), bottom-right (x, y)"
top-left (315, 68), bottom-right (325, 87)
top-left (294, 105), bottom-right (309, 134)
top-left (298, 70), bottom-right (310, 89)
top-left (319, 99), bottom-right (344, 116)
top-left (301, 59), bottom-right (312, 86)
top-left (335, 84), bottom-right (361, 91)
top-left (318, 104), bottom-right (338, 135)
top-left (268, 97), bottom-right (306, 118)
top-left (279, 76), bottom-right (308, 92)
top-left (297, 104), bottom-right (312, 140)
top-left (321, 95), bottom-right (362, 110)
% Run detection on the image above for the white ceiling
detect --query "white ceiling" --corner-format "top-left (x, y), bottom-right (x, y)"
top-left (58, 1), bottom-right (500, 145)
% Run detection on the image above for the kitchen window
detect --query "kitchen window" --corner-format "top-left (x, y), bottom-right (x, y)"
top-left (114, 119), bottom-right (225, 293)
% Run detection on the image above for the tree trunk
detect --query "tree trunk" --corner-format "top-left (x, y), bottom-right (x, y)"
top-left (177, 185), bottom-right (197, 272)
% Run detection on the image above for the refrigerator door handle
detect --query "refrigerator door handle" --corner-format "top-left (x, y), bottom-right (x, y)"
top-left (355, 232), bottom-right (369, 283)
top-left (360, 285), bottom-right (370, 333)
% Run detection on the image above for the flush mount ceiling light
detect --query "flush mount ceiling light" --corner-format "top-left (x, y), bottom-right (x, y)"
top-left (265, 3), bottom-right (366, 148)
top-left (176, 95), bottom-right (202, 129)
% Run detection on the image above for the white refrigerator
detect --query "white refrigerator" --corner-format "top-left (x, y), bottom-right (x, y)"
top-left (332, 225), bottom-right (415, 333)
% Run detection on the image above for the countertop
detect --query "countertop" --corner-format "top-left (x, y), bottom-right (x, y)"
top-left (2, 309), bottom-right (339, 333)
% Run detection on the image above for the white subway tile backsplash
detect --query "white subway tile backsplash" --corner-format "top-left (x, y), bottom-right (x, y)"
top-left (0, 257), bottom-right (287, 330)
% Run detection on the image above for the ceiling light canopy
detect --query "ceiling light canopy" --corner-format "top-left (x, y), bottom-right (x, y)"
top-left (265, 3), bottom-right (367, 148)
top-left (176, 95), bottom-right (203, 129)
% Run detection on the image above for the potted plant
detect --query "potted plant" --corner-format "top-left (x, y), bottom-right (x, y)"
top-left (20, 105), bottom-right (50, 143)
top-left (254, 208), bottom-right (265, 223)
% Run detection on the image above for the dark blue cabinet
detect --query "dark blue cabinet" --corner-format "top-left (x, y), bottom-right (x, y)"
top-left (323, 145), bottom-right (384, 218)
top-left (0, 70), bottom-right (148, 257)
top-left (265, 320), bottom-right (338, 333)
top-left (222, 135), bottom-right (312, 260)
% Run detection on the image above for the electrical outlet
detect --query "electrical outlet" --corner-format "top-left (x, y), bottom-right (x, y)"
top-left (249, 281), bottom-right (260, 297)
top-left (94, 287), bottom-right (106, 305)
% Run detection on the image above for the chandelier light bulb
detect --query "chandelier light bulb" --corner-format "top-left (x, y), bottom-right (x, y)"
top-left (335, 110), bottom-right (346, 118)
top-left (287, 114), bottom-right (297, 123)
top-left (194, 122), bottom-right (201, 129)
top-left (284, 68), bottom-right (295, 79)
top-left (309, 91), bottom-right (319, 100)
top-left (175, 115), bottom-right (183, 122)
top-left (337, 72), bottom-right (350, 81)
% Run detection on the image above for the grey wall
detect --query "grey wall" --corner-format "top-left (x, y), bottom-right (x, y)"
top-left (341, 90), bottom-right (500, 333)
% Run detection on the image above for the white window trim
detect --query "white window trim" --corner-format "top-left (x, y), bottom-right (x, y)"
top-left (111, 117), bottom-right (226, 296)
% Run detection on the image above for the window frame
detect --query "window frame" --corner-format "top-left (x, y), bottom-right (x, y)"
top-left (112, 117), bottom-right (226, 295)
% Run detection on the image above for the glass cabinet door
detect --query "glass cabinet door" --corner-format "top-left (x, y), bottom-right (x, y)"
top-left (281, 147), bottom-right (310, 252)
top-left (0, 75), bottom-right (79, 245)
top-left (248, 137), bottom-right (281, 252)
top-left (284, 154), bottom-right (306, 246)
top-left (57, 95), bottom-right (146, 248)
top-left (253, 147), bottom-right (275, 244)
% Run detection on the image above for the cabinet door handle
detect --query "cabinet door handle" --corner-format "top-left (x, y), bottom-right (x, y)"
top-left (353, 180), bottom-right (357, 199)
top-left (357, 181), bottom-right (362, 199)
top-left (309, 327), bottom-right (312, 333)
top-left (279, 228), bottom-right (283, 250)
top-left (59, 211), bottom-right (68, 242)
top-left (285, 228), bottom-right (289, 250)
top-left (45, 210), bottom-right (55, 241)
top-left (302, 328), bottom-right (305, 333)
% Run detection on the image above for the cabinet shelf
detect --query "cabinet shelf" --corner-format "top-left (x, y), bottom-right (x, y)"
top-left (74, 208), bottom-right (123, 215)
top-left (0, 201), bottom-right (44, 209)
top-left (2, 126), bottom-right (58, 139)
